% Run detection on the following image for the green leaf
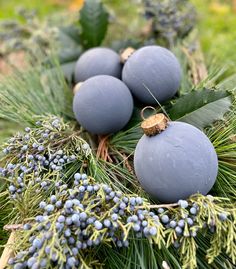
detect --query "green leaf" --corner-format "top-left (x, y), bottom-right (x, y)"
top-left (168, 89), bottom-right (232, 129)
top-left (79, 0), bottom-right (109, 48)
top-left (59, 25), bottom-right (81, 45)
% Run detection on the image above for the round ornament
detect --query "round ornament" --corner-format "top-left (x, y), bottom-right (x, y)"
top-left (74, 47), bottom-right (122, 83)
top-left (73, 75), bottom-right (133, 135)
top-left (122, 45), bottom-right (182, 104)
top-left (134, 112), bottom-right (218, 202)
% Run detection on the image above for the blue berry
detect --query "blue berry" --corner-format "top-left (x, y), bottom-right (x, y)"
top-left (187, 218), bottom-right (194, 226)
top-left (8, 257), bottom-right (15, 265)
top-left (142, 220), bottom-right (148, 227)
top-left (66, 217), bottom-right (73, 225)
top-left (74, 173), bottom-right (81, 181)
top-left (178, 219), bottom-right (185, 228)
top-left (149, 226), bottom-right (157, 236)
top-left (87, 185), bottom-right (93, 192)
top-left (157, 208), bottom-right (164, 214)
top-left (135, 197), bottom-right (143, 205)
top-left (40, 259), bottom-right (47, 267)
top-left (14, 263), bottom-right (23, 269)
top-left (23, 223), bottom-right (32, 230)
top-left (94, 220), bottom-right (103, 230)
top-left (178, 200), bottom-right (188, 209)
top-left (27, 257), bottom-right (36, 267)
top-left (81, 174), bottom-right (87, 180)
top-left (64, 228), bottom-right (71, 237)
top-left (50, 251), bottom-right (58, 262)
top-left (79, 186), bottom-right (85, 193)
top-left (32, 238), bottom-right (43, 249)
top-left (76, 241), bottom-right (82, 249)
top-left (68, 237), bottom-right (75, 245)
top-left (72, 214), bottom-right (80, 223)
top-left (79, 212), bottom-right (87, 221)
top-left (45, 204), bottom-right (54, 213)
top-left (67, 256), bottom-right (76, 267)
top-left (104, 219), bottom-right (111, 228)
top-left (55, 201), bottom-right (62, 208)
top-left (65, 200), bottom-right (73, 209)
top-left (58, 215), bottom-right (65, 223)
top-left (133, 224), bottom-right (141, 232)
top-left (119, 202), bottom-right (126, 209)
top-left (219, 212), bottom-right (228, 221)
top-left (21, 145), bottom-right (28, 151)
top-left (190, 207), bottom-right (197, 215)
top-left (191, 231), bottom-right (197, 237)
top-left (169, 220), bottom-right (177, 228)
top-left (9, 185), bottom-right (16, 193)
top-left (50, 195), bottom-right (57, 203)
top-left (175, 226), bottom-right (183, 234)
top-left (111, 213), bottom-right (118, 221)
top-left (161, 215), bottom-right (169, 224)
top-left (39, 201), bottom-right (46, 209)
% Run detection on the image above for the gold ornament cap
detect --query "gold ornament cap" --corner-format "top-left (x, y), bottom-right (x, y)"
top-left (141, 107), bottom-right (169, 136)
top-left (120, 47), bottom-right (136, 63)
top-left (73, 82), bottom-right (83, 95)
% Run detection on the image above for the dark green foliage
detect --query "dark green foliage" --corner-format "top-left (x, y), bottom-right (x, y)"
top-left (169, 88), bottom-right (232, 129)
top-left (79, 0), bottom-right (109, 49)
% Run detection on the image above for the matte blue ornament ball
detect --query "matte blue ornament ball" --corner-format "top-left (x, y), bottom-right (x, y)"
top-left (122, 45), bottom-right (182, 104)
top-left (134, 117), bottom-right (218, 203)
top-left (74, 47), bottom-right (122, 83)
top-left (73, 75), bottom-right (133, 135)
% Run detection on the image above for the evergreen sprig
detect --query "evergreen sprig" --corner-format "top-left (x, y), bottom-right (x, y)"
top-left (0, 58), bottom-right (73, 126)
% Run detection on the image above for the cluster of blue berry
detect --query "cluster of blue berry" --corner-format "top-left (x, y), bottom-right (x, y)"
top-left (8, 173), bottom-right (165, 269)
top-left (8, 173), bottom-right (230, 269)
top-left (158, 197), bottom-right (229, 249)
top-left (143, 0), bottom-right (196, 44)
top-left (0, 116), bottom-right (89, 200)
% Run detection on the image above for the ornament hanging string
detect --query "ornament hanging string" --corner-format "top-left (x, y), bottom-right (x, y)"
top-left (141, 106), bottom-right (157, 120)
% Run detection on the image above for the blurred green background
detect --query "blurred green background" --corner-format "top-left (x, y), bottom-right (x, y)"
top-left (0, 0), bottom-right (235, 67)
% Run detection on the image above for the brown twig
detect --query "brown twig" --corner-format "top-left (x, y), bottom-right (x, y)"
top-left (0, 232), bottom-right (15, 269)
top-left (137, 203), bottom-right (178, 209)
top-left (122, 154), bottom-right (134, 174)
top-left (96, 135), bottom-right (113, 163)
top-left (114, 150), bottom-right (134, 174)
top-left (182, 41), bottom-right (208, 85)
top-left (4, 224), bottom-right (24, 231)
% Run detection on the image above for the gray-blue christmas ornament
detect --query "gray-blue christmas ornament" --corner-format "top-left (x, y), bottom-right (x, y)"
top-left (74, 47), bottom-right (122, 83)
top-left (122, 45), bottom-right (182, 104)
top-left (134, 113), bottom-right (218, 203)
top-left (73, 75), bottom-right (134, 135)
